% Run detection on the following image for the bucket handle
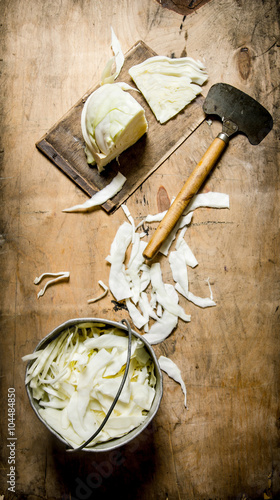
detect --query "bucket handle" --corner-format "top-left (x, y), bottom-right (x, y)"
top-left (67, 318), bottom-right (132, 452)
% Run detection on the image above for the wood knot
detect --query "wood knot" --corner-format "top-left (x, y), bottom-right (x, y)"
top-left (157, 186), bottom-right (170, 212)
top-left (237, 46), bottom-right (251, 80)
top-left (155, 0), bottom-right (212, 16)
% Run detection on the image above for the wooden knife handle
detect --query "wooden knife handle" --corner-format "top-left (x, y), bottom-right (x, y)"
top-left (143, 136), bottom-right (227, 260)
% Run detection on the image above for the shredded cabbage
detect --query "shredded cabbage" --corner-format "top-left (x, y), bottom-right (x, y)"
top-left (142, 285), bottom-right (179, 345)
top-left (106, 221), bottom-right (133, 301)
top-left (183, 192), bottom-right (230, 214)
top-left (76, 190), bottom-right (230, 413)
top-left (23, 323), bottom-right (156, 449)
top-left (34, 272), bottom-right (70, 299)
top-left (158, 355), bottom-right (187, 408)
top-left (175, 228), bottom-right (198, 268)
top-left (143, 192), bottom-right (229, 256)
top-left (149, 263), bottom-right (191, 322)
top-left (169, 230), bottom-right (216, 308)
top-left (169, 248), bottom-right (189, 296)
top-left (105, 191), bottom-right (229, 335)
top-left (100, 27), bottom-right (125, 85)
top-left (87, 280), bottom-right (108, 304)
top-left (125, 299), bottom-right (148, 330)
top-left (62, 172), bottom-right (126, 213)
top-left (159, 212), bottom-right (193, 257)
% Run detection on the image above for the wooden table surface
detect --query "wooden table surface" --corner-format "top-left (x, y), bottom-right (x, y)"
top-left (1, 1), bottom-right (279, 499)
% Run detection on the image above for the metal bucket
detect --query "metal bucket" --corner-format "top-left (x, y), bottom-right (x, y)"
top-left (25, 317), bottom-right (163, 452)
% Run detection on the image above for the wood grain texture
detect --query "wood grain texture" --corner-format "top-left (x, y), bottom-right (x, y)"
top-left (0, 0), bottom-right (279, 499)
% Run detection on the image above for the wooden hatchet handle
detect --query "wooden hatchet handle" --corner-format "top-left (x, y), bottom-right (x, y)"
top-left (143, 135), bottom-right (228, 260)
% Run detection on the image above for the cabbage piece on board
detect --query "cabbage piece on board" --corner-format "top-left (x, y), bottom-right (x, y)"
top-left (81, 84), bottom-right (148, 172)
top-left (129, 55), bottom-right (208, 124)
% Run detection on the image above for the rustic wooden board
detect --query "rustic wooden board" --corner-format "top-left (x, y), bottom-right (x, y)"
top-left (36, 40), bottom-right (206, 213)
top-left (1, 0), bottom-right (279, 498)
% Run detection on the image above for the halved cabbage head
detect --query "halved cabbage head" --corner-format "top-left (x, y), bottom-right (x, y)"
top-left (129, 55), bottom-right (208, 124)
top-left (81, 84), bottom-right (148, 172)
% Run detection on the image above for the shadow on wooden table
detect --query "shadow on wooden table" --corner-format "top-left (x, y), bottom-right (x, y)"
top-left (51, 422), bottom-right (157, 500)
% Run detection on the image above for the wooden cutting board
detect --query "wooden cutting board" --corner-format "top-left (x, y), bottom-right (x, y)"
top-left (36, 40), bottom-right (206, 212)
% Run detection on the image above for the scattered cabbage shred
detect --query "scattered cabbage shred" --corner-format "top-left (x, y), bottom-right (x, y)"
top-left (159, 356), bottom-right (188, 408)
top-left (23, 323), bottom-right (156, 449)
top-left (62, 172), bottom-right (126, 213)
top-left (104, 192), bottom-right (229, 345)
top-left (34, 272), bottom-right (70, 299)
top-left (103, 193), bottom-right (228, 408)
top-left (87, 281), bottom-right (108, 304)
top-left (129, 55), bottom-right (208, 124)
top-left (100, 27), bottom-right (125, 85)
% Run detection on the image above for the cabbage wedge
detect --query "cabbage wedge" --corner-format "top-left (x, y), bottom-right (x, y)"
top-left (129, 55), bottom-right (208, 124)
top-left (81, 84), bottom-right (148, 172)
